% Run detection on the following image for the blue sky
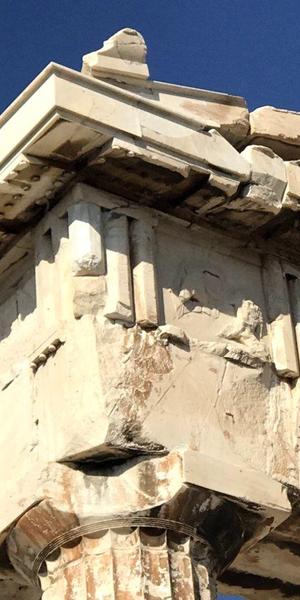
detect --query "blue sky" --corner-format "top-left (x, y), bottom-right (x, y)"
top-left (1, 0), bottom-right (300, 118)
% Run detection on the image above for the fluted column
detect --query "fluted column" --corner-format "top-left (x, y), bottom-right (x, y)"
top-left (8, 508), bottom-right (217, 599)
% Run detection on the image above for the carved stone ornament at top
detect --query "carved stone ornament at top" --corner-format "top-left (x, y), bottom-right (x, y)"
top-left (82, 28), bottom-right (149, 81)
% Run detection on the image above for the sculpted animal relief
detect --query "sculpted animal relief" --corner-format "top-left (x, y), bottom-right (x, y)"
top-left (0, 28), bottom-right (300, 600)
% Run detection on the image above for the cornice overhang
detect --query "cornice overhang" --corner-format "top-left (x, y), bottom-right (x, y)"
top-left (2, 61), bottom-right (300, 265)
top-left (0, 62), bottom-right (252, 259)
top-left (0, 62), bottom-right (251, 176)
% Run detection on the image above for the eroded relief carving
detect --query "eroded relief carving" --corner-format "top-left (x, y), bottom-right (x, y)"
top-left (166, 259), bottom-right (269, 368)
top-left (175, 266), bottom-right (222, 320)
top-left (217, 299), bottom-right (269, 367)
top-left (28, 192), bottom-right (296, 397)
top-left (66, 201), bottom-right (269, 372)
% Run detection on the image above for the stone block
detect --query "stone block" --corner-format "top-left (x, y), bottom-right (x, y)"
top-left (262, 257), bottom-right (299, 378)
top-left (50, 216), bottom-right (74, 321)
top-left (68, 202), bottom-right (104, 276)
top-left (0, 368), bottom-right (40, 544)
top-left (104, 214), bottom-right (134, 323)
top-left (34, 230), bottom-right (58, 329)
top-left (35, 317), bottom-right (109, 462)
top-left (283, 160), bottom-right (300, 209)
top-left (238, 145), bottom-right (287, 213)
top-left (82, 28), bottom-right (149, 81)
top-left (72, 275), bottom-right (106, 318)
top-left (139, 115), bottom-right (251, 180)
top-left (154, 84), bottom-right (249, 145)
top-left (131, 220), bottom-right (158, 327)
top-left (250, 106), bottom-right (300, 160)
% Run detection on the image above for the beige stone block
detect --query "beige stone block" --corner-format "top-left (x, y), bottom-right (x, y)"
top-left (282, 273), bottom-right (300, 365)
top-left (242, 145), bottom-right (286, 189)
top-left (183, 451), bottom-right (290, 523)
top-left (42, 452), bottom-right (184, 518)
top-left (83, 54), bottom-right (149, 81)
top-left (104, 214), bottom-right (133, 323)
top-left (250, 106), bottom-right (300, 159)
top-left (50, 216), bottom-right (74, 321)
top-left (0, 368), bottom-right (35, 475)
top-left (283, 160), bottom-right (300, 209)
top-left (34, 230), bottom-right (58, 328)
top-left (54, 75), bottom-right (142, 139)
top-left (270, 316), bottom-right (299, 378)
top-left (35, 317), bottom-right (109, 462)
top-left (68, 202), bottom-right (104, 276)
top-left (82, 28), bottom-right (149, 81)
top-left (131, 220), bottom-right (158, 327)
top-left (140, 115), bottom-right (251, 180)
top-left (154, 85), bottom-right (249, 144)
top-left (0, 368), bottom-right (41, 542)
top-left (95, 56), bottom-right (249, 143)
top-left (262, 257), bottom-right (299, 378)
top-left (73, 275), bottom-right (106, 318)
top-left (93, 134), bottom-right (192, 177)
top-left (239, 145), bottom-right (287, 213)
top-left (208, 171), bottom-right (240, 196)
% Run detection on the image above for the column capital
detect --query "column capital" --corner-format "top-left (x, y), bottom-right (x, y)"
top-left (7, 501), bottom-right (221, 599)
top-left (6, 451), bottom-right (288, 598)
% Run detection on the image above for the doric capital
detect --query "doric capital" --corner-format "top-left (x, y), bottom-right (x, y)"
top-left (8, 504), bottom-right (218, 599)
top-left (5, 453), bottom-right (254, 599)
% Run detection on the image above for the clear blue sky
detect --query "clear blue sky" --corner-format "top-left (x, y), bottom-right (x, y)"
top-left (1, 0), bottom-right (300, 118)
